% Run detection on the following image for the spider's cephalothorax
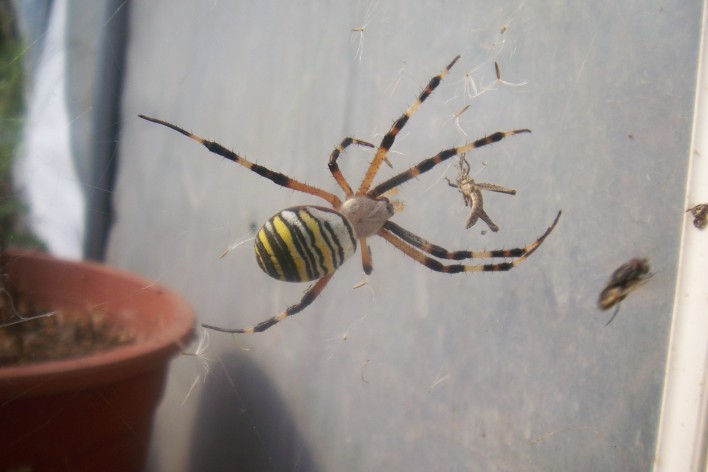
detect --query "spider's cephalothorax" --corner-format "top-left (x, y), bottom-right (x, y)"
top-left (139, 55), bottom-right (561, 334)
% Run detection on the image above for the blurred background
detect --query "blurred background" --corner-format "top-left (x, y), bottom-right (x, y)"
top-left (5, 0), bottom-right (707, 470)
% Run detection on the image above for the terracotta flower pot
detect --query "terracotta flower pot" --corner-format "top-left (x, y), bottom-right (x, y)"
top-left (0, 248), bottom-right (194, 471)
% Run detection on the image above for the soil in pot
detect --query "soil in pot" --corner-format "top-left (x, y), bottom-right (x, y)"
top-left (0, 293), bottom-right (136, 366)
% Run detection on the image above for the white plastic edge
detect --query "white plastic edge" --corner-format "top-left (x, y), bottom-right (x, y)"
top-left (653, 3), bottom-right (708, 471)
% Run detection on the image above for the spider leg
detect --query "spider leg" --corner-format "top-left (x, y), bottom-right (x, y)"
top-left (368, 129), bottom-right (530, 198)
top-left (360, 239), bottom-right (373, 274)
top-left (328, 137), bottom-right (375, 197)
top-left (139, 115), bottom-right (342, 207)
top-left (201, 273), bottom-right (335, 334)
top-left (357, 55), bottom-right (461, 195)
top-left (380, 210), bottom-right (560, 271)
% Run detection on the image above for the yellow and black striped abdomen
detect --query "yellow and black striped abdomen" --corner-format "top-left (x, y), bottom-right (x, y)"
top-left (254, 206), bottom-right (358, 282)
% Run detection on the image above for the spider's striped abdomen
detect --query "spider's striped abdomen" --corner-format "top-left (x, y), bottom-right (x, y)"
top-left (254, 206), bottom-right (357, 282)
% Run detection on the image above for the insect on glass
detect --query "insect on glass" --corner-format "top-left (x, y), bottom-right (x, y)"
top-left (597, 258), bottom-right (653, 326)
top-left (139, 55), bottom-right (561, 334)
top-left (686, 203), bottom-right (708, 229)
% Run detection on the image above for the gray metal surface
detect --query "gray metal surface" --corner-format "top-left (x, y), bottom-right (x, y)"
top-left (109, 1), bottom-right (701, 470)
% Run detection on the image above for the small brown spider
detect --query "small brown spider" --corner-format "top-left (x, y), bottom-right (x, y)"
top-left (597, 258), bottom-right (653, 326)
top-left (686, 203), bottom-right (708, 229)
top-left (446, 153), bottom-right (516, 231)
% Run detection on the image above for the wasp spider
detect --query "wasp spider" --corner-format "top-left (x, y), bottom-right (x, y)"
top-left (139, 55), bottom-right (561, 334)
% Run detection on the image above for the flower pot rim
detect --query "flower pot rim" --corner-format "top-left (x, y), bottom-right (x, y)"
top-left (0, 248), bottom-right (195, 397)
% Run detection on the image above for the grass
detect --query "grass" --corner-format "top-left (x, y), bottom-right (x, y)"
top-left (0, 3), bottom-right (45, 250)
